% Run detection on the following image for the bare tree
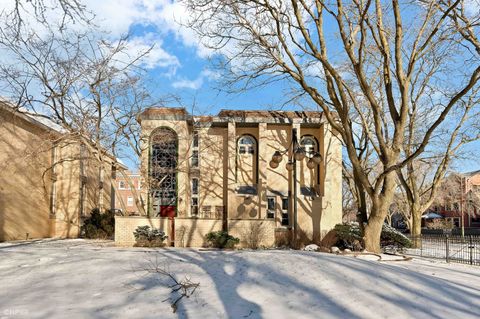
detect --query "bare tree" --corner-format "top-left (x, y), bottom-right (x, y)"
top-left (0, 0), bottom-right (91, 37)
top-left (183, 0), bottom-right (480, 252)
top-left (0, 19), bottom-right (157, 214)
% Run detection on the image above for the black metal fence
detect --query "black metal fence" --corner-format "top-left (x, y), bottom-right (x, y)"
top-left (406, 235), bottom-right (480, 266)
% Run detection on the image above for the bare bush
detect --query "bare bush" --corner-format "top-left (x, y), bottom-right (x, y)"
top-left (242, 221), bottom-right (268, 249)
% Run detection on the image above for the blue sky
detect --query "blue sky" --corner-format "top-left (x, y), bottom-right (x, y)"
top-left (1, 0), bottom-right (478, 172)
top-left (88, 0), bottom-right (478, 172)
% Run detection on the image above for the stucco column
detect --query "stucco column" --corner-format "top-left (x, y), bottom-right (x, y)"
top-left (226, 121), bottom-right (237, 223)
top-left (321, 123), bottom-right (342, 237)
top-left (258, 123), bottom-right (268, 218)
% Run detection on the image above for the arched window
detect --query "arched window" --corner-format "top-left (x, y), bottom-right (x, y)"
top-left (300, 135), bottom-right (320, 191)
top-left (236, 134), bottom-right (257, 188)
top-left (150, 128), bottom-right (177, 217)
top-left (301, 136), bottom-right (318, 157)
top-left (238, 135), bottom-right (256, 154)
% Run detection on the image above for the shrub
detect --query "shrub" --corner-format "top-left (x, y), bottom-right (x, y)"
top-left (133, 225), bottom-right (168, 247)
top-left (205, 231), bottom-right (239, 249)
top-left (81, 209), bottom-right (115, 239)
top-left (381, 223), bottom-right (412, 248)
top-left (330, 222), bottom-right (412, 250)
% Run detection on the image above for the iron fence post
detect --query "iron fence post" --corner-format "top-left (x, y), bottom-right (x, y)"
top-left (469, 235), bottom-right (473, 265)
top-left (445, 235), bottom-right (449, 263)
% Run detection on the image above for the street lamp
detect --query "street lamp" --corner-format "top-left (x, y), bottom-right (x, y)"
top-left (269, 128), bottom-right (323, 246)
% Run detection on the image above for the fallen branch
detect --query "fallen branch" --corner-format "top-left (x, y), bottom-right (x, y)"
top-left (143, 257), bottom-right (200, 313)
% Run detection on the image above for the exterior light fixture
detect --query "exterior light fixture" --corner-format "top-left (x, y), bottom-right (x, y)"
top-left (312, 152), bottom-right (323, 165)
top-left (286, 161), bottom-right (294, 171)
top-left (269, 128), bottom-right (312, 247)
top-left (272, 151), bottom-right (283, 163)
top-left (306, 158), bottom-right (316, 169)
top-left (269, 160), bottom-right (279, 169)
top-left (294, 147), bottom-right (306, 161)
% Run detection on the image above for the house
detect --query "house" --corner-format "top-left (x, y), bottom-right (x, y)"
top-left (115, 107), bottom-right (342, 247)
top-left (115, 171), bottom-right (142, 215)
top-left (429, 170), bottom-right (480, 230)
top-left (0, 100), bottom-right (122, 241)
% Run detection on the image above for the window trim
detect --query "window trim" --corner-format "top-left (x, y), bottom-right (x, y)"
top-left (119, 181), bottom-right (127, 190)
top-left (127, 196), bottom-right (134, 207)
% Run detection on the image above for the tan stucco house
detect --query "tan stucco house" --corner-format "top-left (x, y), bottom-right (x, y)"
top-left (115, 107), bottom-right (342, 247)
top-left (0, 100), bottom-right (121, 241)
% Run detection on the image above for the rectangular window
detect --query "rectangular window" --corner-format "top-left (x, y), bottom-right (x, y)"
top-left (248, 146), bottom-right (255, 154)
top-left (192, 178), bottom-right (199, 195)
top-left (239, 146), bottom-right (246, 154)
top-left (127, 196), bottom-right (134, 207)
top-left (267, 196), bottom-right (275, 219)
top-left (192, 150), bottom-right (199, 167)
top-left (193, 131), bottom-right (199, 148)
top-left (137, 180), bottom-right (142, 190)
top-left (119, 181), bottom-right (126, 190)
top-left (281, 197), bottom-right (289, 226)
top-left (191, 197), bottom-right (199, 216)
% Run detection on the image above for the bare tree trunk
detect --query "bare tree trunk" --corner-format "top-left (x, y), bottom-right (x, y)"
top-left (410, 202), bottom-right (423, 248)
top-left (363, 209), bottom-right (385, 253)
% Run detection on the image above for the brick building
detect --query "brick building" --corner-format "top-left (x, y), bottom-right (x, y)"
top-left (115, 171), bottom-right (142, 215)
top-left (430, 170), bottom-right (480, 229)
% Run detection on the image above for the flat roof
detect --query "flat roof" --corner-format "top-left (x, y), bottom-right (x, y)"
top-left (137, 107), bottom-right (325, 125)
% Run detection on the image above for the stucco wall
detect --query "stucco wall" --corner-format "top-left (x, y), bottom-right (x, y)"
top-left (0, 107), bottom-right (53, 241)
top-left (139, 111), bottom-right (342, 247)
top-left (228, 219), bottom-right (276, 248)
top-left (0, 103), bottom-right (118, 241)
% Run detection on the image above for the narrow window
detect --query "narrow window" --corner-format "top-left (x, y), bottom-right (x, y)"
top-left (267, 196), bottom-right (275, 219)
top-left (191, 197), bottom-right (199, 216)
top-left (119, 181), bottom-right (126, 190)
top-left (281, 197), bottom-right (289, 226)
top-left (193, 131), bottom-right (199, 148)
top-left (236, 135), bottom-right (257, 186)
top-left (127, 196), bottom-right (134, 207)
top-left (192, 178), bottom-right (199, 195)
top-left (191, 150), bottom-right (199, 167)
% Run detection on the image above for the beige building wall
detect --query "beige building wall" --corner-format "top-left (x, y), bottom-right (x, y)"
top-left (0, 107), bottom-right (53, 241)
top-left (0, 102), bottom-right (120, 241)
top-left (133, 108), bottom-right (343, 248)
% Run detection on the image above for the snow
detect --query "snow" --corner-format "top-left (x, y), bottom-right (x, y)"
top-left (1, 239), bottom-right (480, 319)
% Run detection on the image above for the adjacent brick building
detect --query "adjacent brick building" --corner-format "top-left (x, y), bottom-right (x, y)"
top-left (115, 171), bottom-right (142, 215)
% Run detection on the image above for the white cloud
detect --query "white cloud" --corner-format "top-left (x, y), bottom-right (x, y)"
top-left (123, 34), bottom-right (180, 70)
top-left (172, 77), bottom-right (203, 90)
top-left (172, 69), bottom-right (221, 90)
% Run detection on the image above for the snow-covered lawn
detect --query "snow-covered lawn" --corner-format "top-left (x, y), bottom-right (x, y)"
top-left (1, 239), bottom-right (479, 319)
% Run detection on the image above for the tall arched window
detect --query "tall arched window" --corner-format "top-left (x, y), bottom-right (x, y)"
top-left (236, 135), bottom-right (257, 189)
top-left (300, 135), bottom-right (320, 192)
top-left (150, 128), bottom-right (177, 217)
top-left (301, 136), bottom-right (318, 157)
